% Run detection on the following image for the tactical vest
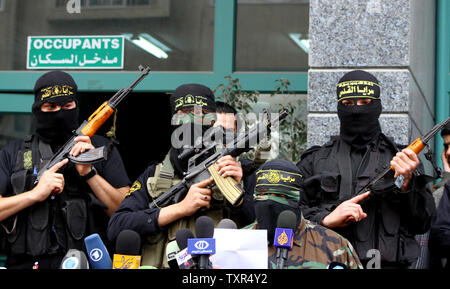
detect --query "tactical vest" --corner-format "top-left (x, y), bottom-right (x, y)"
top-left (302, 134), bottom-right (421, 265)
top-left (1, 135), bottom-right (107, 258)
top-left (140, 152), bottom-right (232, 268)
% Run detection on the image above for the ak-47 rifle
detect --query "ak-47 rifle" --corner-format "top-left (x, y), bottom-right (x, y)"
top-left (148, 110), bottom-right (289, 210)
top-left (355, 116), bottom-right (450, 198)
top-left (35, 65), bottom-right (151, 183)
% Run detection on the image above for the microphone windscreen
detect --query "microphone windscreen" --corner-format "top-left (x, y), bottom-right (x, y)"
top-left (60, 249), bottom-right (89, 269)
top-left (84, 233), bottom-right (112, 269)
top-left (328, 262), bottom-right (348, 269)
top-left (276, 210), bottom-right (297, 230)
top-left (195, 215), bottom-right (215, 238)
top-left (115, 230), bottom-right (141, 255)
top-left (216, 218), bottom-right (237, 229)
top-left (176, 228), bottom-right (195, 250)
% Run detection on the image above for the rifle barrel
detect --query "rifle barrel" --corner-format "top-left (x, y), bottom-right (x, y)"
top-left (422, 116), bottom-right (450, 144)
top-left (109, 66), bottom-right (150, 108)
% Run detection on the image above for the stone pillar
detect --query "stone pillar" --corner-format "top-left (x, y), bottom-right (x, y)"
top-left (307, 0), bottom-right (436, 173)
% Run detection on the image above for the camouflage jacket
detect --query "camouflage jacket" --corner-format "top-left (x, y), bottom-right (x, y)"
top-left (247, 217), bottom-right (363, 269)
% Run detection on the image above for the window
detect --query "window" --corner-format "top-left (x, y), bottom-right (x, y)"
top-left (0, 0), bottom-right (214, 71)
top-left (235, 0), bottom-right (309, 71)
top-left (56, 0), bottom-right (151, 9)
top-left (0, 0), bottom-right (4, 11)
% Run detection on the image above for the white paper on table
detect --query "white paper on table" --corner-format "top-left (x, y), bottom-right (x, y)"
top-left (210, 228), bottom-right (268, 269)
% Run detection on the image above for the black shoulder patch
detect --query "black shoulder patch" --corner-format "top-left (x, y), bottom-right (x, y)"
top-left (298, 145), bottom-right (322, 162)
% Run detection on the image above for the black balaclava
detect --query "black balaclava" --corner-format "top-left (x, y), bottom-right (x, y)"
top-left (253, 159), bottom-right (303, 245)
top-left (169, 84), bottom-right (216, 176)
top-left (32, 71), bottom-right (79, 147)
top-left (336, 70), bottom-right (382, 148)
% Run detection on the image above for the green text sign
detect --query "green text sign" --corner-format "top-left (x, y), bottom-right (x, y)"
top-left (27, 35), bottom-right (124, 69)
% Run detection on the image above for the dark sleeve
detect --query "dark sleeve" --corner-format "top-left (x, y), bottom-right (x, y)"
top-left (430, 181), bottom-right (450, 252)
top-left (296, 148), bottom-right (333, 225)
top-left (233, 159), bottom-right (256, 227)
top-left (0, 140), bottom-right (22, 196)
top-left (398, 163), bottom-right (436, 234)
top-left (107, 165), bottom-right (161, 243)
top-left (91, 136), bottom-right (131, 188)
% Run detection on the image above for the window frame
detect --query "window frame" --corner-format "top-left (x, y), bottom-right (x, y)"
top-left (0, 0), bottom-right (308, 114)
top-left (435, 0), bottom-right (450, 168)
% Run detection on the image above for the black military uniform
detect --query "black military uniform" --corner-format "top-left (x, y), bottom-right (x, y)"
top-left (107, 84), bottom-right (256, 268)
top-left (297, 70), bottom-right (436, 268)
top-left (429, 180), bottom-right (450, 269)
top-left (106, 156), bottom-right (255, 237)
top-left (0, 71), bottom-right (130, 269)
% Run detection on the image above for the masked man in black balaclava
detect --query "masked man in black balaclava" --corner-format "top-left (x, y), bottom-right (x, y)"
top-left (297, 70), bottom-right (435, 269)
top-left (246, 159), bottom-right (362, 269)
top-left (107, 83), bottom-right (256, 268)
top-left (0, 71), bottom-right (131, 269)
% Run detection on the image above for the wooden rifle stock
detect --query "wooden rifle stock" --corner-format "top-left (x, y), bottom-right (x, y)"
top-left (35, 65), bottom-right (150, 183)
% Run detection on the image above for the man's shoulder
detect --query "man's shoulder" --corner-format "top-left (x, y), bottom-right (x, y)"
top-left (296, 219), bottom-right (360, 268)
top-left (378, 133), bottom-right (404, 150)
top-left (0, 137), bottom-right (29, 160)
top-left (138, 162), bottom-right (159, 180)
top-left (297, 138), bottom-right (337, 164)
top-left (124, 163), bottom-right (159, 198)
top-left (2, 137), bottom-right (29, 150)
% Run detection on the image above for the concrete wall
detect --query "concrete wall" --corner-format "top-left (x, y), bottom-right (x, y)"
top-left (307, 0), bottom-right (436, 172)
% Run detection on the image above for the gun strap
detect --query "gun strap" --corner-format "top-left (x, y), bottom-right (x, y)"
top-left (424, 145), bottom-right (442, 179)
top-left (38, 137), bottom-right (54, 169)
top-left (159, 151), bottom-right (175, 180)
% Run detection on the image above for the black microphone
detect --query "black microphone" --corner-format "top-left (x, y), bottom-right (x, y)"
top-left (175, 228), bottom-right (197, 269)
top-left (112, 229), bottom-right (142, 269)
top-left (193, 216), bottom-right (215, 269)
top-left (216, 218), bottom-right (237, 229)
top-left (328, 262), bottom-right (348, 269)
top-left (60, 249), bottom-right (89, 269)
top-left (273, 210), bottom-right (297, 269)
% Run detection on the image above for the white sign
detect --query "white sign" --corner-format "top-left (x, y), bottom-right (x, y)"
top-left (210, 229), bottom-right (268, 269)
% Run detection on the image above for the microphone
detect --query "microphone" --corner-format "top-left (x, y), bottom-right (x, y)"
top-left (175, 228), bottom-right (197, 269)
top-left (328, 262), bottom-right (348, 269)
top-left (189, 216), bottom-right (216, 269)
top-left (216, 218), bottom-right (237, 229)
top-left (60, 249), bottom-right (89, 269)
top-left (84, 233), bottom-right (113, 269)
top-left (166, 240), bottom-right (180, 269)
top-left (273, 210), bottom-right (296, 269)
top-left (112, 229), bottom-right (142, 269)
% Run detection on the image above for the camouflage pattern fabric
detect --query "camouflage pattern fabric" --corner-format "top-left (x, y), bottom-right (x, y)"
top-left (247, 217), bottom-right (363, 269)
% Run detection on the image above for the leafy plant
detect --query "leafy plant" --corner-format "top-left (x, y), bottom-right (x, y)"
top-left (214, 76), bottom-right (307, 163)
top-left (272, 78), bottom-right (307, 162)
top-left (214, 76), bottom-right (259, 113)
